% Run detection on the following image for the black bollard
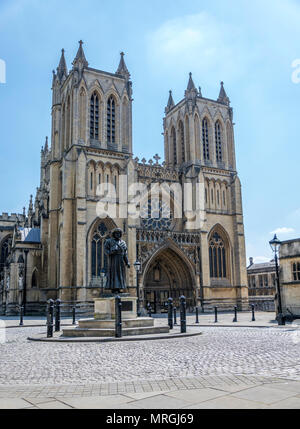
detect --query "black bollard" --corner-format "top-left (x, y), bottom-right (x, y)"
top-left (168, 298), bottom-right (173, 329)
top-left (180, 295), bottom-right (186, 333)
top-left (147, 303), bottom-right (152, 318)
top-left (173, 307), bottom-right (177, 325)
top-left (72, 306), bottom-right (76, 325)
top-left (47, 299), bottom-right (54, 338)
top-left (214, 306), bottom-right (218, 323)
top-left (19, 306), bottom-right (24, 326)
top-left (233, 306), bottom-right (237, 322)
top-left (55, 299), bottom-right (61, 332)
top-left (251, 304), bottom-right (255, 322)
top-left (195, 306), bottom-right (199, 324)
top-left (115, 295), bottom-right (122, 338)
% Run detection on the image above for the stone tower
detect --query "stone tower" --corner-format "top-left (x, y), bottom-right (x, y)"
top-left (48, 42), bottom-right (134, 310)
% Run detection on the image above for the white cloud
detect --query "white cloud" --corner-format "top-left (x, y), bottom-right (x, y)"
top-left (253, 256), bottom-right (271, 264)
top-left (270, 227), bottom-right (295, 235)
top-left (146, 12), bottom-right (248, 82)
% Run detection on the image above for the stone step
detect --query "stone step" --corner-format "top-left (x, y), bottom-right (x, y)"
top-left (62, 326), bottom-right (169, 337)
top-left (78, 317), bottom-right (154, 329)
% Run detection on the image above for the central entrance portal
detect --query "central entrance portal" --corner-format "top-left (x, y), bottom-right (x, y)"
top-left (143, 248), bottom-right (195, 313)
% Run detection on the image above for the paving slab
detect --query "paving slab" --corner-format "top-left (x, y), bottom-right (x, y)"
top-left (165, 388), bottom-right (226, 403)
top-left (0, 398), bottom-right (33, 409)
top-left (62, 394), bottom-right (133, 409)
top-left (184, 396), bottom-right (268, 409)
top-left (128, 394), bottom-right (191, 409)
top-left (231, 385), bottom-right (297, 405)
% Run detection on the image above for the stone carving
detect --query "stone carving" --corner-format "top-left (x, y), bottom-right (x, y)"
top-left (104, 228), bottom-right (130, 293)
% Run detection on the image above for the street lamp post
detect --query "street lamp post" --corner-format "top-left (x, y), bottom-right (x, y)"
top-left (269, 234), bottom-right (285, 326)
top-left (133, 260), bottom-right (141, 317)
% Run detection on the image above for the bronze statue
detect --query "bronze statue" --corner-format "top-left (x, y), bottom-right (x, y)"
top-left (104, 228), bottom-right (130, 293)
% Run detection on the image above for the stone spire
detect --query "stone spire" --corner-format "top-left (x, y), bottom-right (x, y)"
top-left (165, 90), bottom-right (175, 114)
top-left (185, 72), bottom-right (198, 99)
top-left (116, 52), bottom-right (130, 80)
top-left (44, 136), bottom-right (48, 152)
top-left (217, 81), bottom-right (230, 105)
top-left (57, 48), bottom-right (68, 82)
top-left (72, 40), bottom-right (88, 68)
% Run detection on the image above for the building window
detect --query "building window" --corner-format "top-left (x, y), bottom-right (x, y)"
top-left (0, 236), bottom-right (11, 267)
top-left (98, 174), bottom-right (101, 185)
top-left (264, 275), bottom-right (268, 287)
top-left (202, 118), bottom-right (210, 160)
top-left (107, 96), bottom-right (115, 144)
top-left (217, 190), bottom-right (220, 206)
top-left (90, 172), bottom-right (93, 190)
top-left (205, 188), bottom-right (208, 204)
top-left (31, 270), bottom-right (38, 288)
top-left (90, 92), bottom-right (99, 140)
top-left (271, 273), bottom-right (276, 286)
top-left (211, 189), bottom-right (214, 204)
top-left (171, 127), bottom-right (177, 164)
top-left (223, 190), bottom-right (226, 206)
top-left (215, 121), bottom-right (222, 162)
top-left (259, 275), bottom-right (263, 287)
top-left (179, 121), bottom-right (185, 163)
top-left (91, 222), bottom-right (109, 277)
top-left (292, 262), bottom-right (300, 281)
top-left (209, 231), bottom-right (227, 278)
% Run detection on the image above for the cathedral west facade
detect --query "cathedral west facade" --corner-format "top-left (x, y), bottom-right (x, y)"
top-left (0, 41), bottom-right (248, 315)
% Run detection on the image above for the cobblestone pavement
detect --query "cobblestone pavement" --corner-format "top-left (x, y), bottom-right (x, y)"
top-left (1, 325), bottom-right (300, 389)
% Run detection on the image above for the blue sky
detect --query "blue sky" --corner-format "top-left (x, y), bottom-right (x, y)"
top-left (0, 0), bottom-right (299, 263)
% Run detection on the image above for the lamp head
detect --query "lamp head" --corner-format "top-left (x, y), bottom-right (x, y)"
top-left (269, 234), bottom-right (281, 253)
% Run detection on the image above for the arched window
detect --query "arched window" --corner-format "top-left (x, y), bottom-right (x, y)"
top-left (90, 92), bottom-right (99, 140)
top-left (31, 270), bottom-right (38, 288)
top-left (215, 121), bottom-right (222, 162)
top-left (0, 236), bottom-right (11, 268)
top-left (107, 96), bottom-right (115, 144)
top-left (171, 127), bottom-right (177, 164)
top-left (91, 222), bottom-right (109, 277)
top-left (209, 231), bottom-right (227, 278)
top-left (202, 118), bottom-right (210, 160)
top-left (179, 121), bottom-right (185, 163)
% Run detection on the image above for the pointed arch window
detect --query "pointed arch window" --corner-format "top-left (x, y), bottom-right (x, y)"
top-left (215, 121), bottom-right (222, 162)
top-left (0, 236), bottom-right (12, 268)
top-left (202, 118), bottom-right (210, 160)
top-left (91, 222), bottom-right (109, 277)
top-left (179, 121), bottom-right (185, 163)
top-left (171, 127), bottom-right (177, 165)
top-left (31, 270), bottom-right (38, 288)
top-left (90, 92), bottom-right (99, 140)
top-left (209, 232), bottom-right (227, 278)
top-left (107, 96), bottom-right (115, 144)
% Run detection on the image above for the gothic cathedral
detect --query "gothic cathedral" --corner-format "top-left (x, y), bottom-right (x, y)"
top-left (0, 41), bottom-right (248, 315)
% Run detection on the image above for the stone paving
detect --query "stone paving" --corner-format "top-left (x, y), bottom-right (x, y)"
top-left (1, 317), bottom-right (300, 408)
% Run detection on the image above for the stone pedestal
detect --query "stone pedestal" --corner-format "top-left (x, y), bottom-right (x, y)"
top-left (94, 295), bottom-right (138, 320)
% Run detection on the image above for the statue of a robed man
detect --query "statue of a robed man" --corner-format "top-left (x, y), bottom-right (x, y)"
top-left (104, 228), bottom-right (130, 293)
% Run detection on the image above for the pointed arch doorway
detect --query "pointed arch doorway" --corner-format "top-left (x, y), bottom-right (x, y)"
top-left (143, 247), bottom-right (196, 313)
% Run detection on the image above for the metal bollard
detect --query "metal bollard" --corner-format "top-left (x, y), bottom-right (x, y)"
top-left (195, 306), bottom-right (199, 324)
top-left (180, 295), bottom-right (186, 333)
top-left (233, 306), bottom-right (237, 322)
top-left (115, 295), bottom-right (122, 338)
top-left (72, 306), bottom-right (76, 325)
top-left (19, 306), bottom-right (24, 326)
top-left (47, 299), bottom-right (54, 338)
top-left (251, 304), bottom-right (255, 322)
top-left (173, 307), bottom-right (177, 325)
top-left (55, 299), bottom-right (61, 332)
top-left (147, 303), bottom-right (152, 318)
top-left (168, 297), bottom-right (173, 329)
top-left (214, 306), bottom-right (218, 323)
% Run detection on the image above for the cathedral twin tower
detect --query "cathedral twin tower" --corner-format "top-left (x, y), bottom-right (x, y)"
top-left (0, 40), bottom-right (248, 315)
